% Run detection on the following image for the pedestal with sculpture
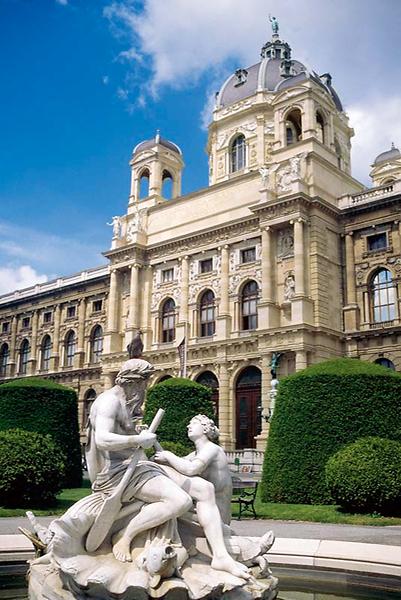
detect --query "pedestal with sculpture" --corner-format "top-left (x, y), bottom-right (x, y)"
top-left (27, 334), bottom-right (278, 600)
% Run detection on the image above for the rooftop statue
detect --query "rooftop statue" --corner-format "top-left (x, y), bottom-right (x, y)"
top-left (269, 15), bottom-right (279, 35)
top-left (27, 334), bottom-right (278, 600)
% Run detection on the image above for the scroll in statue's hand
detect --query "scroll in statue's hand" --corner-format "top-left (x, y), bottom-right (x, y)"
top-left (136, 430), bottom-right (157, 449)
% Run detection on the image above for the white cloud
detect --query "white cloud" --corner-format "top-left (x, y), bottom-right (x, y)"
top-left (102, 75), bottom-right (110, 85)
top-left (103, 0), bottom-right (363, 95)
top-left (0, 221), bottom-right (106, 286)
top-left (348, 97), bottom-right (401, 185)
top-left (0, 266), bottom-right (47, 296)
top-left (55, 0), bottom-right (68, 5)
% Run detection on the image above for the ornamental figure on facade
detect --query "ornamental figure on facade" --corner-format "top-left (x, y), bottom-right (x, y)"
top-left (27, 333), bottom-right (278, 600)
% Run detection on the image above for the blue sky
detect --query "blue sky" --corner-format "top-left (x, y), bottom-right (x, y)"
top-left (1, 0), bottom-right (401, 294)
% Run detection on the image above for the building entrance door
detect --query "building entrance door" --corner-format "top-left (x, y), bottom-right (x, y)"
top-left (235, 366), bottom-right (262, 449)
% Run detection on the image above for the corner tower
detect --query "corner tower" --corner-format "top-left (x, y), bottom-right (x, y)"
top-left (207, 18), bottom-right (360, 203)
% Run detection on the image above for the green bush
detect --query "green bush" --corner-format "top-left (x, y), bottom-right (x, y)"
top-left (325, 437), bottom-right (401, 513)
top-left (144, 378), bottom-right (214, 447)
top-left (261, 358), bottom-right (401, 504)
top-left (145, 440), bottom-right (192, 459)
top-left (0, 378), bottom-right (82, 487)
top-left (0, 429), bottom-right (65, 508)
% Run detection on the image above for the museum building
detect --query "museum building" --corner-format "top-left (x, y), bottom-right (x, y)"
top-left (1, 26), bottom-right (401, 451)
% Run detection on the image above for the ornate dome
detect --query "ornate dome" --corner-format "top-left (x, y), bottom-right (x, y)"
top-left (215, 27), bottom-right (342, 111)
top-left (373, 143), bottom-right (401, 166)
top-left (133, 133), bottom-right (182, 156)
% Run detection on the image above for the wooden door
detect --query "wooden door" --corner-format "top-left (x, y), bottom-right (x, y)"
top-left (236, 387), bottom-right (261, 449)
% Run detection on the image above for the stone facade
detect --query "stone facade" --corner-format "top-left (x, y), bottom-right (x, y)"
top-left (1, 29), bottom-right (400, 450)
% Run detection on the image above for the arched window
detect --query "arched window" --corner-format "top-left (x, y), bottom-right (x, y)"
top-left (0, 343), bottom-right (9, 377)
top-left (370, 268), bottom-right (396, 323)
top-left (162, 170), bottom-right (173, 199)
top-left (230, 134), bottom-right (246, 173)
top-left (65, 330), bottom-right (76, 367)
top-left (161, 298), bottom-right (176, 343)
top-left (316, 111), bottom-right (325, 144)
top-left (90, 325), bottom-right (103, 363)
top-left (158, 374), bottom-right (173, 383)
top-left (285, 109), bottom-right (302, 145)
top-left (199, 290), bottom-right (215, 337)
top-left (241, 281), bottom-right (259, 330)
top-left (139, 168), bottom-right (150, 199)
top-left (41, 335), bottom-right (52, 371)
top-left (19, 339), bottom-right (30, 375)
top-left (83, 388), bottom-right (97, 428)
top-left (375, 357), bottom-right (395, 370)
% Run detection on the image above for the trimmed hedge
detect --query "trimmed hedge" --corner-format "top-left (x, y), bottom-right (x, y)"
top-left (144, 378), bottom-right (214, 447)
top-left (326, 436), bottom-right (401, 513)
top-left (0, 429), bottom-right (65, 507)
top-left (0, 378), bottom-right (82, 487)
top-left (261, 358), bottom-right (401, 504)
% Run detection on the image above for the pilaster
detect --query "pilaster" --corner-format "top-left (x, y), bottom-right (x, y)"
top-left (259, 227), bottom-right (280, 328)
top-left (9, 316), bottom-right (18, 376)
top-left (216, 245), bottom-right (231, 338)
top-left (50, 305), bottom-right (61, 371)
top-left (291, 218), bottom-right (314, 324)
top-left (343, 232), bottom-right (359, 331)
top-left (27, 311), bottom-right (38, 375)
top-left (74, 298), bottom-right (86, 368)
top-left (104, 268), bottom-right (122, 354)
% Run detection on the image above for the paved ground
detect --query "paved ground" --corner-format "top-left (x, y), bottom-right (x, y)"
top-left (232, 519), bottom-right (401, 545)
top-left (1, 515), bottom-right (400, 546)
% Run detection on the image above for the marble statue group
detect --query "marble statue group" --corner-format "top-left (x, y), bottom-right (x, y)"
top-left (27, 334), bottom-right (278, 599)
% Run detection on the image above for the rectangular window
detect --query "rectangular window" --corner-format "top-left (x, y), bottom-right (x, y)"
top-left (162, 268), bottom-right (174, 283)
top-left (67, 305), bottom-right (76, 318)
top-left (241, 247), bottom-right (256, 264)
top-left (367, 233), bottom-right (387, 252)
top-left (43, 311), bottom-right (52, 324)
top-left (93, 300), bottom-right (103, 313)
top-left (22, 317), bottom-right (30, 329)
top-left (1, 322), bottom-right (9, 333)
top-left (199, 258), bottom-right (213, 274)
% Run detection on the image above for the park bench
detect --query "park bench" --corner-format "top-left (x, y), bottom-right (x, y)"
top-left (232, 479), bottom-right (258, 520)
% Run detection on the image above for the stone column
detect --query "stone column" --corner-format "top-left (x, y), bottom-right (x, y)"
top-left (302, 98), bottom-right (315, 138)
top-left (217, 363), bottom-right (231, 449)
top-left (343, 232), bottom-right (359, 331)
top-left (141, 266), bottom-right (153, 351)
top-left (9, 316), bottom-right (18, 376)
top-left (51, 305), bottom-right (61, 371)
top-left (293, 218), bottom-right (305, 296)
top-left (295, 349), bottom-right (308, 371)
top-left (129, 264), bottom-right (140, 329)
top-left (345, 233), bottom-right (356, 304)
top-left (256, 114), bottom-right (265, 165)
top-left (291, 219), bottom-right (314, 324)
top-left (261, 227), bottom-right (273, 302)
top-left (179, 256), bottom-right (189, 323)
top-left (259, 227), bottom-right (280, 328)
top-left (75, 298), bottom-right (86, 368)
top-left (216, 245), bottom-right (231, 338)
top-left (27, 311), bottom-right (38, 375)
top-left (103, 268), bottom-right (121, 354)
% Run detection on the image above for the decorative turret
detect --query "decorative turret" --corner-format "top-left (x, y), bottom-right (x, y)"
top-left (370, 143), bottom-right (401, 187)
top-left (128, 131), bottom-right (184, 208)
